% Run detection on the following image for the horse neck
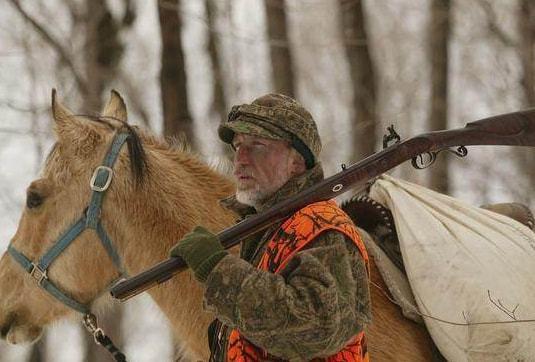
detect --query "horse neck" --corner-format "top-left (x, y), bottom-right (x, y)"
top-left (109, 149), bottom-right (236, 359)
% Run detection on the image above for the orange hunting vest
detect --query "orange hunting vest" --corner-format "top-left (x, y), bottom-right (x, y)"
top-left (227, 200), bottom-right (370, 362)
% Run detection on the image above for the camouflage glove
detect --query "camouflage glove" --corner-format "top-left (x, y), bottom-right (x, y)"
top-left (169, 226), bottom-right (228, 283)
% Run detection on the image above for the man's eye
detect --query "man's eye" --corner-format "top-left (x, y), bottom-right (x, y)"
top-left (26, 191), bottom-right (44, 209)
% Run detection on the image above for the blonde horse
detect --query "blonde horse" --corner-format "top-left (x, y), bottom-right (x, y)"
top-left (0, 91), bottom-right (434, 361)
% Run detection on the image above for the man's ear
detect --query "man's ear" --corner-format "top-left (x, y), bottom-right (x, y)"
top-left (289, 149), bottom-right (306, 177)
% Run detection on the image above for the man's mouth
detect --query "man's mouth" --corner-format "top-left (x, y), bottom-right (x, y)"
top-left (234, 170), bottom-right (254, 181)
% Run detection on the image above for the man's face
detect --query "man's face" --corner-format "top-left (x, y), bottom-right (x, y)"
top-left (232, 133), bottom-right (302, 207)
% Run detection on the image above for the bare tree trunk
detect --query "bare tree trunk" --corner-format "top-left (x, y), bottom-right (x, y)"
top-left (206, 0), bottom-right (227, 124)
top-left (82, 0), bottom-right (126, 111)
top-left (517, 0), bottom-right (535, 202)
top-left (428, 0), bottom-right (451, 193)
top-left (158, 0), bottom-right (196, 149)
top-left (206, 0), bottom-right (232, 159)
top-left (339, 0), bottom-right (378, 160)
top-left (264, 0), bottom-right (295, 97)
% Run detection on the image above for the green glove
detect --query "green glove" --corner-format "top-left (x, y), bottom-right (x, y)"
top-left (169, 226), bottom-right (228, 282)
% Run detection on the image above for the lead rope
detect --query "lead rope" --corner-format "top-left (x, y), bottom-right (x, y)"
top-left (83, 313), bottom-right (127, 362)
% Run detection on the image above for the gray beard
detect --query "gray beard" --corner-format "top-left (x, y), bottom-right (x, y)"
top-left (235, 171), bottom-right (292, 209)
top-left (236, 186), bottom-right (268, 209)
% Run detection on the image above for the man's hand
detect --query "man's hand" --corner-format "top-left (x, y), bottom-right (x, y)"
top-left (169, 226), bottom-right (228, 282)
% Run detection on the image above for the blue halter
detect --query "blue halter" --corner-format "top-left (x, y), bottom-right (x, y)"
top-left (7, 132), bottom-right (129, 315)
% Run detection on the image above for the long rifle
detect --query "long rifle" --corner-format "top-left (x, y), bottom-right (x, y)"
top-left (110, 108), bottom-right (535, 301)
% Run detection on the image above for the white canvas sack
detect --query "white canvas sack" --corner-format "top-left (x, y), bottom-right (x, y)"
top-left (369, 174), bottom-right (535, 361)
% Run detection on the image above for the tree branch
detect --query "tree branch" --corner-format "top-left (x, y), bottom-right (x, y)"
top-left (476, 0), bottom-right (517, 47)
top-left (8, 0), bottom-right (89, 94)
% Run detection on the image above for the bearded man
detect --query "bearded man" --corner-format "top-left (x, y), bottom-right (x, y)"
top-left (170, 94), bottom-right (371, 361)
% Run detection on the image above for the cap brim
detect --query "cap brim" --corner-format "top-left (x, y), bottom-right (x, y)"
top-left (218, 119), bottom-right (284, 144)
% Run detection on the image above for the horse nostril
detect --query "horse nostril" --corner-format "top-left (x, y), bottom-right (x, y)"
top-left (1, 323), bottom-right (9, 338)
top-left (0, 313), bottom-right (15, 339)
top-left (0, 326), bottom-right (7, 338)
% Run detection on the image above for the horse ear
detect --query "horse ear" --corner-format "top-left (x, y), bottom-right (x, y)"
top-left (102, 89), bottom-right (128, 123)
top-left (51, 89), bottom-right (103, 153)
top-left (51, 89), bottom-right (76, 126)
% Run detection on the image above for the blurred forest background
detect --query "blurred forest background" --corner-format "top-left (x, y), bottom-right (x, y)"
top-left (0, 0), bottom-right (534, 361)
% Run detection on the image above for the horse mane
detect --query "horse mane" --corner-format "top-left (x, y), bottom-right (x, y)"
top-left (45, 114), bottom-right (147, 186)
top-left (62, 114), bottom-right (235, 197)
top-left (136, 128), bottom-right (236, 197)
top-left (97, 115), bottom-right (148, 186)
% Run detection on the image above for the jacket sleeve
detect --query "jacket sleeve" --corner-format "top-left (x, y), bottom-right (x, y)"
top-left (203, 230), bottom-right (371, 360)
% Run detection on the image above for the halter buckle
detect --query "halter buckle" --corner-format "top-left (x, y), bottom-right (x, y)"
top-left (90, 166), bottom-right (113, 192)
top-left (83, 313), bottom-right (104, 345)
top-left (30, 263), bottom-right (48, 285)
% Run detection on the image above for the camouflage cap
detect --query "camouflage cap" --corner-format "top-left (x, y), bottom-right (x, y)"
top-left (218, 93), bottom-right (322, 169)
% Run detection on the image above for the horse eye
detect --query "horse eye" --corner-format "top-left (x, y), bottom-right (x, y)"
top-left (26, 191), bottom-right (44, 209)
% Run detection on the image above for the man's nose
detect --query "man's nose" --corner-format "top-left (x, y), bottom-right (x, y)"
top-left (234, 146), bottom-right (251, 165)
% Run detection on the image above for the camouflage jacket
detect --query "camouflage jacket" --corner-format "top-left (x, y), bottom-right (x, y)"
top-left (204, 164), bottom-right (371, 361)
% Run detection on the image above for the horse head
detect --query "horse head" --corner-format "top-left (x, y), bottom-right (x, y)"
top-left (0, 90), bottom-right (141, 345)
top-left (0, 90), bottom-right (235, 360)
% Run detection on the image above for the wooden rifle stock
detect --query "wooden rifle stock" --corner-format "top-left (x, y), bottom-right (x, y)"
top-left (110, 108), bottom-right (535, 301)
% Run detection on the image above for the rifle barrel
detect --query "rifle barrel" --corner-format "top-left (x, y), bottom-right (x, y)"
top-left (110, 108), bottom-right (535, 301)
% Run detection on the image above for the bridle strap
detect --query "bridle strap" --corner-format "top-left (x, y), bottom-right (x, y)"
top-left (7, 131), bottom-right (131, 361)
top-left (7, 244), bottom-right (90, 314)
top-left (7, 131), bottom-right (130, 315)
top-left (86, 132), bottom-right (129, 229)
top-left (38, 218), bottom-right (86, 271)
top-left (96, 222), bottom-right (123, 270)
